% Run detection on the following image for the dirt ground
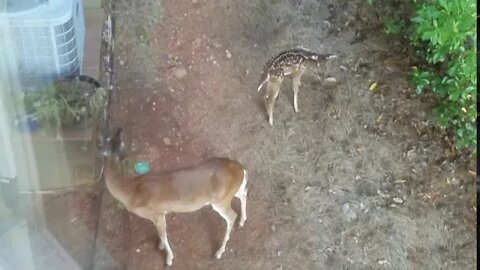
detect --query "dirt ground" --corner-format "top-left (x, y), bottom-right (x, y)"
top-left (81, 0), bottom-right (477, 269)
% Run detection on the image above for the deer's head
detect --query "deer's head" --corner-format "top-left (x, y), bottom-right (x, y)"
top-left (98, 127), bottom-right (126, 161)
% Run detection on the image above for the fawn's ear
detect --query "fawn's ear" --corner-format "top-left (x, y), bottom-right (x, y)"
top-left (113, 128), bottom-right (123, 140)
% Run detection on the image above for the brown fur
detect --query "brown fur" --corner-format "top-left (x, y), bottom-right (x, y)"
top-left (101, 129), bottom-right (248, 266)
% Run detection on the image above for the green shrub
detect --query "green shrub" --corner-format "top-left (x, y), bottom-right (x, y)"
top-left (15, 80), bottom-right (106, 129)
top-left (410, 0), bottom-right (476, 152)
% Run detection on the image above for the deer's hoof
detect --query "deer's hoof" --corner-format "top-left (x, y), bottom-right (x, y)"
top-left (239, 218), bottom-right (246, 228)
top-left (215, 248), bottom-right (225, 259)
top-left (166, 255), bottom-right (173, 266)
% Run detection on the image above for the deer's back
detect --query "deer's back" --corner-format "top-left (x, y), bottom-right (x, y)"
top-left (126, 158), bottom-right (244, 214)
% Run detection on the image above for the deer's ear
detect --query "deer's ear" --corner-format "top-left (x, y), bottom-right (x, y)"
top-left (113, 128), bottom-right (123, 139)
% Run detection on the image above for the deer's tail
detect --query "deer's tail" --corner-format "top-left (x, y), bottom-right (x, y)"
top-left (257, 72), bottom-right (269, 92)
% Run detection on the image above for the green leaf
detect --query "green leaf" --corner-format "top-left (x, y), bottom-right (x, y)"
top-left (438, 0), bottom-right (449, 11)
top-left (411, 16), bottom-right (424, 23)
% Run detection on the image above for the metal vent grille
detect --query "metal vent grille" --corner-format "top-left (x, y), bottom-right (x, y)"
top-left (0, 0), bottom-right (84, 90)
top-left (11, 26), bottom-right (57, 89)
top-left (54, 17), bottom-right (79, 76)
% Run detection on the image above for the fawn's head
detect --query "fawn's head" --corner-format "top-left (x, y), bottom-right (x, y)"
top-left (304, 51), bottom-right (338, 68)
top-left (98, 127), bottom-right (126, 161)
top-left (307, 54), bottom-right (328, 67)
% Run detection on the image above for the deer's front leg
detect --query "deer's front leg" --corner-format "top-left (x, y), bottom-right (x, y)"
top-left (292, 68), bottom-right (304, 113)
top-left (155, 214), bottom-right (174, 266)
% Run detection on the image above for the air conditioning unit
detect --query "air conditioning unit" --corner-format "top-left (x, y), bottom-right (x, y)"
top-left (0, 0), bottom-right (85, 90)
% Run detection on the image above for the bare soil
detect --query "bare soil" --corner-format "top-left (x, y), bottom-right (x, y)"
top-left (84, 0), bottom-right (477, 269)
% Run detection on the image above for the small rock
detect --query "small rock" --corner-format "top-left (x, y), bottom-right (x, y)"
top-left (355, 144), bottom-right (366, 154)
top-left (270, 224), bottom-right (276, 232)
top-left (342, 203), bottom-right (357, 221)
top-left (447, 177), bottom-right (460, 185)
top-left (406, 149), bottom-right (417, 159)
top-left (192, 0), bottom-right (197, 3)
top-left (136, 248), bottom-right (140, 253)
top-left (378, 259), bottom-right (388, 265)
top-left (163, 137), bottom-right (172, 145)
top-left (131, 142), bottom-right (138, 152)
top-left (392, 197), bottom-right (404, 204)
top-left (367, 70), bottom-right (375, 79)
top-left (174, 67), bottom-right (187, 79)
top-left (192, 37), bottom-right (202, 48)
top-left (225, 49), bottom-right (232, 59)
top-left (287, 128), bottom-right (295, 137)
top-left (323, 77), bottom-right (337, 87)
top-left (119, 60), bottom-right (125, 66)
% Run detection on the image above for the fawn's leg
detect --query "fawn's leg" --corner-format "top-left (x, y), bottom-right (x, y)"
top-left (265, 78), bottom-right (283, 126)
top-left (211, 202), bottom-right (237, 259)
top-left (155, 214), bottom-right (174, 266)
top-left (292, 68), bottom-right (305, 113)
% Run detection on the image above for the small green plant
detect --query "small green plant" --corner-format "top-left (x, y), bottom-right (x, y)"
top-left (410, 0), bottom-right (476, 152)
top-left (368, 0), bottom-right (477, 153)
top-left (15, 80), bottom-right (106, 130)
top-left (384, 19), bottom-right (403, 34)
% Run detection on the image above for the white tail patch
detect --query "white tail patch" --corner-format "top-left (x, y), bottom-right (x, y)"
top-left (235, 169), bottom-right (248, 198)
top-left (235, 169), bottom-right (248, 227)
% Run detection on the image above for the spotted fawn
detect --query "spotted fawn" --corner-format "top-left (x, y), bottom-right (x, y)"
top-left (257, 48), bottom-right (337, 126)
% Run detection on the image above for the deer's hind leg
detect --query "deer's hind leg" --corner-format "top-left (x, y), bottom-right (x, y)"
top-left (292, 67), bottom-right (305, 113)
top-left (211, 202), bottom-right (238, 259)
top-left (264, 77), bottom-right (283, 126)
top-left (154, 214), bottom-right (174, 266)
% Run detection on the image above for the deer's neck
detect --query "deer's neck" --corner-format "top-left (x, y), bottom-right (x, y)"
top-left (104, 159), bottom-right (133, 204)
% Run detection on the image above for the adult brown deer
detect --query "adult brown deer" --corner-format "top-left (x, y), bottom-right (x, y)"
top-left (99, 128), bottom-right (248, 266)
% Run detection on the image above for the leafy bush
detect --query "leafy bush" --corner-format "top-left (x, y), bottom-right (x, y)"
top-left (15, 80), bottom-right (106, 129)
top-left (410, 0), bottom-right (476, 152)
